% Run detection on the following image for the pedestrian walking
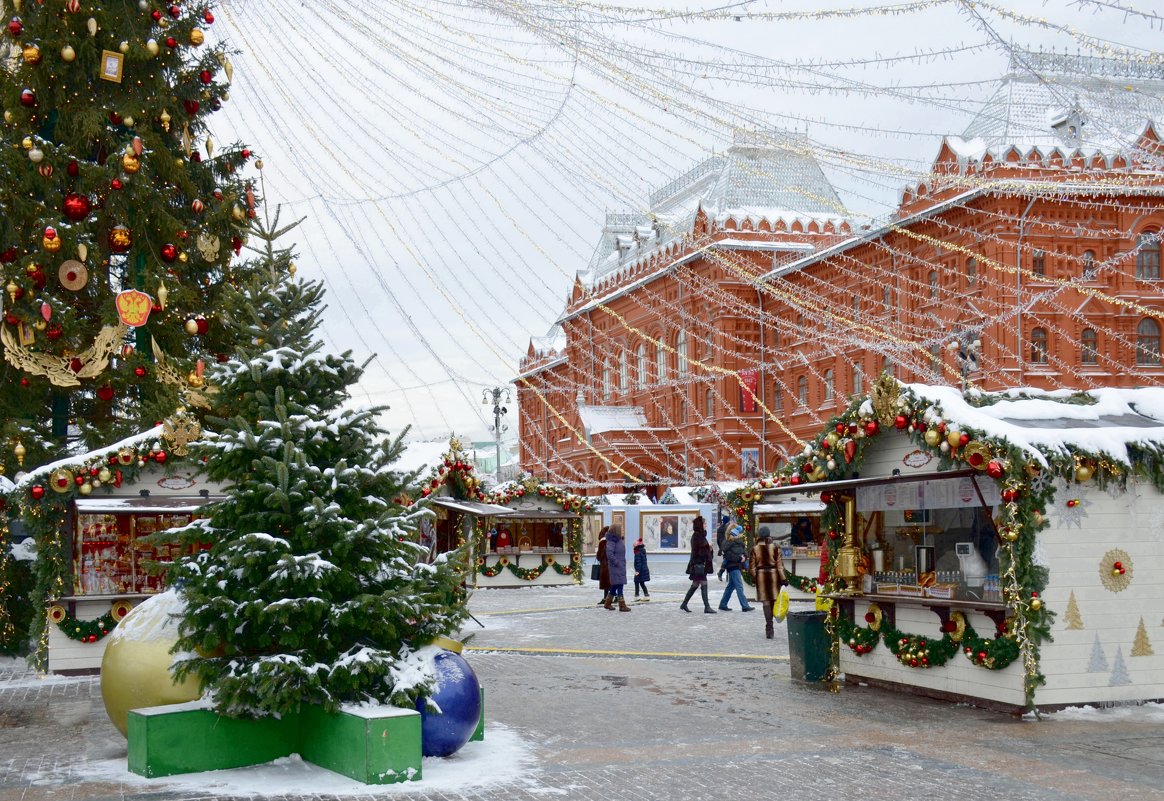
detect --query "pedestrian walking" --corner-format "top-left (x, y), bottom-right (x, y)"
top-left (633, 537), bottom-right (651, 601)
top-left (604, 525), bottom-right (631, 612)
top-left (749, 526), bottom-right (788, 638)
top-left (595, 526), bottom-right (610, 606)
top-left (680, 515), bottom-right (716, 613)
top-left (717, 525), bottom-right (755, 611)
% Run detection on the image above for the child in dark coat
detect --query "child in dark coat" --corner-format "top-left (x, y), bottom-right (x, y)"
top-left (633, 537), bottom-right (651, 601)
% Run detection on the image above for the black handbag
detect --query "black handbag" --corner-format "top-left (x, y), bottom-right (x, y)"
top-left (591, 563), bottom-right (601, 581)
top-left (689, 561), bottom-right (707, 574)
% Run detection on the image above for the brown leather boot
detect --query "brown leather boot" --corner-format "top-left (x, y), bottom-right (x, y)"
top-left (618, 597), bottom-right (631, 612)
top-left (603, 594), bottom-right (614, 610)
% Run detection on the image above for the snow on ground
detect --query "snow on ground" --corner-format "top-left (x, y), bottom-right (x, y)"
top-left (77, 724), bottom-right (537, 796)
top-left (1040, 701), bottom-right (1164, 722)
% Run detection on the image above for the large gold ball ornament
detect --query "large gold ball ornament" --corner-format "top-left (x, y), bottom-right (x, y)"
top-left (946, 430), bottom-right (962, 448)
top-left (100, 591), bottom-right (201, 737)
top-left (185, 318), bottom-right (200, 335)
top-left (1075, 464), bottom-right (1094, 483)
top-left (1029, 598), bottom-right (1043, 612)
top-left (117, 448), bottom-right (135, 466)
top-left (146, 38), bottom-right (159, 56)
top-left (189, 28), bottom-right (204, 46)
top-left (923, 429), bottom-right (941, 448)
top-left (22, 44), bottom-right (41, 65)
top-left (42, 233), bottom-right (61, 253)
top-left (60, 44), bottom-right (76, 62)
top-left (121, 151), bottom-right (140, 174)
top-left (21, 136), bottom-right (32, 150)
top-left (119, 40), bottom-right (129, 53)
top-left (186, 371), bottom-right (205, 388)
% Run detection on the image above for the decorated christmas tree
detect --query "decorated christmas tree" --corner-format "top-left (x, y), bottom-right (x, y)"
top-left (0, 0), bottom-right (256, 475)
top-left (168, 221), bottom-right (471, 717)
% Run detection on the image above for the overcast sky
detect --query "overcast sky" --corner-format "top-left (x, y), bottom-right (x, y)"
top-left (207, 0), bottom-right (1161, 446)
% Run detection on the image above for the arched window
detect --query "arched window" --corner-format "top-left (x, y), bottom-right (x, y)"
top-left (618, 350), bottom-right (628, 392)
top-left (1081, 328), bottom-right (1098, 366)
top-left (1030, 327), bottom-right (1049, 364)
top-left (823, 369), bottom-right (835, 401)
top-left (602, 362), bottom-right (612, 399)
top-left (1137, 232), bottom-right (1160, 280)
top-left (677, 331), bottom-right (688, 378)
top-left (928, 270), bottom-right (939, 297)
top-left (1137, 318), bottom-right (1160, 365)
top-left (656, 340), bottom-right (667, 384)
top-left (1032, 250), bottom-right (1046, 277)
top-left (773, 387), bottom-right (783, 412)
top-left (636, 344), bottom-right (647, 389)
top-left (881, 356), bottom-right (894, 378)
top-left (705, 387), bottom-right (714, 416)
top-left (966, 257), bottom-right (977, 285)
top-left (1082, 249), bottom-right (1096, 280)
top-left (797, 376), bottom-right (809, 407)
top-left (852, 362), bottom-right (864, 395)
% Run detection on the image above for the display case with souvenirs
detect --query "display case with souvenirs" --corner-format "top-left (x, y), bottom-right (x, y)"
top-left (73, 510), bottom-right (200, 596)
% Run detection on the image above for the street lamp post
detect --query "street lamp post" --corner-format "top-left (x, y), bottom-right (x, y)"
top-left (946, 332), bottom-right (982, 392)
top-left (482, 387), bottom-right (511, 480)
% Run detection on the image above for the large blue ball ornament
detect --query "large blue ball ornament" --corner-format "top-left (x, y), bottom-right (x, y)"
top-left (416, 648), bottom-right (481, 757)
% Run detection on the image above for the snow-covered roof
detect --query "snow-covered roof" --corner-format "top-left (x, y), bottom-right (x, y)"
top-left (529, 324), bottom-right (566, 357)
top-left (584, 130), bottom-right (848, 284)
top-left (890, 384), bottom-right (1164, 466)
top-left (577, 404), bottom-right (658, 436)
top-left (963, 49), bottom-right (1164, 151)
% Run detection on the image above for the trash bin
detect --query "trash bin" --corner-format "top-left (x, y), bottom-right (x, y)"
top-left (786, 609), bottom-right (829, 682)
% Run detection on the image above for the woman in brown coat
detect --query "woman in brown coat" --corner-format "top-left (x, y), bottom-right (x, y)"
top-left (596, 526), bottom-right (611, 606)
top-left (679, 516), bottom-right (717, 613)
top-left (749, 526), bottom-right (788, 638)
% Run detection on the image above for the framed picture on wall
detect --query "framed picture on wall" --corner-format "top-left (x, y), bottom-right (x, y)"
top-left (741, 447), bottom-right (760, 479)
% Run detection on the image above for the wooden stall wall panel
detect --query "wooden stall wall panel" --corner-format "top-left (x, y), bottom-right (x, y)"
top-left (1036, 481), bottom-right (1163, 705)
top-left (47, 626), bottom-right (110, 672)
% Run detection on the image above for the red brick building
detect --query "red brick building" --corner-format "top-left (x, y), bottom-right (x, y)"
top-left (516, 53), bottom-right (1164, 495)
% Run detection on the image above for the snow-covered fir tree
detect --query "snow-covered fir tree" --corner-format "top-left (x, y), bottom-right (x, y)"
top-left (168, 212), bottom-right (469, 717)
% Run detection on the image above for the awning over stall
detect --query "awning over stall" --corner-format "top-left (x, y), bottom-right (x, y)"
top-left (74, 496), bottom-right (224, 514)
top-left (496, 509), bottom-right (579, 519)
top-left (756, 468), bottom-right (979, 497)
top-left (430, 498), bottom-right (516, 516)
top-left (753, 500), bottom-right (827, 515)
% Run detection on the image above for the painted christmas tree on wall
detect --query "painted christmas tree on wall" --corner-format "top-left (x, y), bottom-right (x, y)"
top-left (0, 0), bottom-right (256, 475)
top-left (168, 212), bottom-right (471, 716)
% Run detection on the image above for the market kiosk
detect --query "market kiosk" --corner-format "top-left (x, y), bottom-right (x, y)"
top-left (756, 377), bottom-right (1164, 711)
top-left (9, 414), bottom-right (219, 674)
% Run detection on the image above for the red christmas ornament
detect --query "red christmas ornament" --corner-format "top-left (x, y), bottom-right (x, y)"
top-left (69, 357), bottom-right (83, 373)
top-left (96, 385), bottom-right (114, 401)
top-left (204, 10), bottom-right (215, 23)
top-left (74, 474), bottom-right (85, 486)
top-left (199, 69), bottom-right (212, 84)
top-left (165, 36), bottom-right (178, 49)
top-left (864, 420), bottom-right (879, 437)
top-left (231, 236), bottom-right (243, 255)
top-left (1001, 489), bottom-right (1018, 503)
top-left (801, 462), bottom-right (814, 474)
top-left (183, 99), bottom-right (200, 115)
top-left (195, 315), bottom-right (209, 335)
top-left (986, 460), bottom-right (1004, 479)
top-left (1066, 498), bottom-right (1078, 508)
top-left (30, 485), bottom-right (45, 500)
top-left (20, 377), bottom-right (30, 387)
top-left (111, 178), bottom-right (123, 190)
top-left (827, 528), bottom-right (839, 540)
top-left (20, 88), bottom-right (36, 107)
top-left (66, 160), bottom-right (79, 178)
top-left (959, 432), bottom-right (971, 446)
top-left (4, 313), bottom-right (18, 326)
top-left (7, 17), bottom-right (23, 37)
top-left (191, 199), bottom-right (204, 213)
top-left (843, 439), bottom-right (857, 464)
top-left (820, 490), bottom-right (833, 504)
top-left (154, 450), bottom-right (167, 464)
top-left (45, 324), bottom-right (63, 340)
top-left (834, 423), bottom-right (846, 435)
top-left (38, 163), bottom-right (53, 178)
top-left (109, 110), bottom-right (125, 126)
top-left (160, 243), bottom-right (178, 262)
top-left (134, 366), bottom-right (147, 377)
top-left (864, 612), bottom-right (876, 624)
top-left (62, 193), bottom-right (91, 221)
top-left (789, 474), bottom-right (800, 486)
top-left (0, 248), bottom-right (16, 263)
top-left (966, 451), bottom-right (984, 468)
top-left (169, 4), bottom-right (181, 18)
top-left (894, 414), bottom-right (908, 430)
top-left (151, 9), bottom-right (162, 21)
top-left (65, 0), bottom-right (81, 11)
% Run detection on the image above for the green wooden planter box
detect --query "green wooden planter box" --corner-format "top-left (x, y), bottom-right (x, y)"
top-left (128, 700), bottom-right (423, 784)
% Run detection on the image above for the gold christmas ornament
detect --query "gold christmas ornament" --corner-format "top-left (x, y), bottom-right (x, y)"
top-left (77, 243), bottom-right (88, 261)
top-left (98, 467), bottom-right (111, 483)
top-left (59, 260), bottom-right (88, 290)
top-left (1, 322), bottom-right (128, 387)
top-left (78, 481), bottom-right (92, 495)
top-left (21, 136), bottom-right (32, 150)
top-left (1075, 464), bottom-right (1094, 482)
top-left (42, 231), bottom-right (61, 253)
top-left (118, 41), bottom-right (129, 53)
top-left (1100, 549), bottom-right (1133, 593)
top-left (1029, 598), bottom-right (1043, 612)
top-left (923, 428), bottom-right (941, 447)
top-left (49, 467), bottom-right (74, 493)
top-left (6, 280), bottom-right (18, 302)
top-left (146, 38), bottom-right (159, 56)
top-left (186, 371), bottom-right (205, 389)
top-left (157, 283), bottom-right (168, 309)
top-left (13, 441), bottom-right (26, 466)
top-left (87, 16), bottom-right (98, 36)
top-left (163, 408), bottom-right (202, 455)
top-left (60, 44), bottom-right (76, 62)
top-left (117, 448), bottom-right (135, 466)
top-left (159, 108), bottom-right (171, 130)
top-left (121, 151), bottom-right (140, 174)
top-left (100, 594), bottom-right (201, 737)
top-left (21, 44), bottom-right (41, 65)
top-left (185, 318), bottom-right (199, 335)
top-left (189, 28), bottom-right (204, 46)
top-left (109, 225), bottom-right (132, 251)
top-left (946, 430), bottom-right (962, 448)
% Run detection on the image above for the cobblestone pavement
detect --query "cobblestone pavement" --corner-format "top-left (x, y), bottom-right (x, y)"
top-left (2, 566), bottom-right (1163, 801)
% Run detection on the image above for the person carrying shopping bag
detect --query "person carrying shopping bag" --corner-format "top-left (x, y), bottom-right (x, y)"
top-left (749, 526), bottom-right (788, 638)
top-left (679, 516), bottom-right (717, 614)
top-left (717, 525), bottom-right (755, 611)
